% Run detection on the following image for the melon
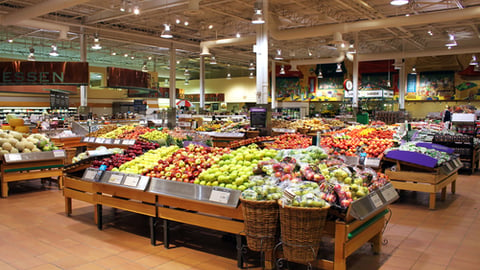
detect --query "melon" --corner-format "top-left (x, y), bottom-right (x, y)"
top-left (15, 141), bottom-right (26, 152)
top-left (8, 118), bottom-right (24, 127)
top-left (1, 125), bottom-right (12, 131)
top-left (0, 150), bottom-right (9, 155)
top-left (25, 142), bottom-right (35, 150)
top-left (2, 142), bottom-right (12, 151)
top-left (32, 147), bottom-right (41, 152)
top-left (10, 148), bottom-right (19, 153)
top-left (23, 148), bottom-right (31, 153)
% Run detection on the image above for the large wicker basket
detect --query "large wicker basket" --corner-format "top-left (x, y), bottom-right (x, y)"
top-left (279, 202), bottom-right (330, 263)
top-left (240, 198), bottom-right (280, 252)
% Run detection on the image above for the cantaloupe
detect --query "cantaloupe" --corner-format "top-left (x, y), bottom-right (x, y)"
top-left (1, 125), bottom-right (12, 130)
top-left (10, 148), bottom-right (19, 153)
top-left (8, 118), bottom-right (24, 127)
top-left (2, 142), bottom-right (12, 151)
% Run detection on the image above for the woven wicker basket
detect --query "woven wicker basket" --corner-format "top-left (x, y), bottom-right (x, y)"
top-left (279, 201), bottom-right (329, 263)
top-left (240, 198), bottom-right (279, 252)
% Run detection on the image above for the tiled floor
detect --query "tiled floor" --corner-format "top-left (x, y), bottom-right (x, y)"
top-left (1, 172), bottom-right (479, 270)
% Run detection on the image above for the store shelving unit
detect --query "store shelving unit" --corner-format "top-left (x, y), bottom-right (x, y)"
top-left (0, 107), bottom-right (77, 123)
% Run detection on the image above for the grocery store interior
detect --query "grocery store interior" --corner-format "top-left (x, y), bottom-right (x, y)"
top-left (1, 0), bottom-right (480, 270)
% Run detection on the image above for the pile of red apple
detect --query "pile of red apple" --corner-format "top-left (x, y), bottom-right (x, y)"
top-left (320, 127), bottom-right (395, 157)
top-left (92, 141), bottom-right (159, 170)
top-left (271, 157), bottom-right (302, 182)
top-left (144, 144), bottom-right (230, 183)
top-left (264, 133), bottom-right (312, 149)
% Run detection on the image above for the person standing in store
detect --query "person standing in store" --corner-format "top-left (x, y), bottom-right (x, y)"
top-left (443, 106), bottom-right (452, 129)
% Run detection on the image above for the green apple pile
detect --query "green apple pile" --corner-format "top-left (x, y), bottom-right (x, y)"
top-left (282, 181), bottom-right (329, 208)
top-left (197, 145), bottom-right (277, 190)
top-left (114, 145), bottom-right (179, 174)
top-left (140, 130), bottom-right (169, 145)
top-left (241, 175), bottom-right (282, 201)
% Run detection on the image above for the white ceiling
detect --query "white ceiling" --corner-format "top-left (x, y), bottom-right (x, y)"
top-left (0, 0), bottom-right (479, 80)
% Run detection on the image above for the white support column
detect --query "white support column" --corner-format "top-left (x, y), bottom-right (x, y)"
top-left (399, 60), bottom-right (406, 110)
top-left (199, 55), bottom-right (205, 110)
top-left (169, 44), bottom-right (176, 109)
top-left (256, 0), bottom-right (269, 104)
top-left (271, 59), bottom-right (276, 109)
top-left (79, 26), bottom-right (88, 107)
top-left (352, 32), bottom-right (359, 111)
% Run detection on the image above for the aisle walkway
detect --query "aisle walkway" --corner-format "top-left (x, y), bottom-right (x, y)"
top-left (0, 173), bottom-right (479, 270)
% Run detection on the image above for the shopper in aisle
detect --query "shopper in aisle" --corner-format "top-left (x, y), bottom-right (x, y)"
top-left (443, 106), bottom-right (452, 128)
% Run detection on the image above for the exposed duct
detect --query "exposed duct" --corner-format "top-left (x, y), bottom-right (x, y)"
top-left (357, 47), bottom-right (480, 62)
top-left (289, 54), bottom-right (346, 71)
top-left (17, 20), bottom-right (69, 40)
top-left (0, 0), bottom-right (91, 26)
top-left (200, 36), bottom-right (256, 55)
top-left (269, 6), bottom-right (480, 40)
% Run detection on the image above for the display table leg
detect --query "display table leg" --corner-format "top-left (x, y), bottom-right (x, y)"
top-left (235, 234), bottom-right (244, 268)
top-left (371, 231), bottom-right (382, 254)
top-left (94, 205), bottom-right (98, 225)
top-left (150, 217), bottom-right (156, 246)
top-left (429, 193), bottom-right (436, 210)
top-left (451, 180), bottom-right (456, 194)
top-left (441, 187), bottom-right (447, 201)
top-left (163, 219), bottom-right (170, 249)
top-left (1, 181), bottom-right (8, 198)
top-left (65, 197), bottom-right (72, 216)
top-left (334, 222), bottom-right (347, 270)
top-left (97, 204), bottom-right (103, 230)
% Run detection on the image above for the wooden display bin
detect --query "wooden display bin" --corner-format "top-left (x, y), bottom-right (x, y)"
top-left (212, 137), bottom-right (245, 147)
top-left (1, 155), bottom-right (64, 198)
top-left (63, 175), bottom-right (98, 224)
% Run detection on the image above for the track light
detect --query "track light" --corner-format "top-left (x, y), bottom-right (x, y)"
top-left (49, 43), bottom-right (59, 56)
top-left (274, 49), bottom-right (283, 60)
top-left (279, 65), bottom-right (286, 75)
top-left (336, 63), bottom-right (342, 73)
top-left (161, 24), bottom-right (173, 39)
top-left (210, 56), bottom-right (217, 65)
top-left (91, 33), bottom-right (102, 50)
top-left (390, 0), bottom-right (408, 6)
top-left (27, 47), bottom-right (35, 61)
top-left (469, 55), bottom-right (478, 66)
top-left (142, 62), bottom-right (148, 72)
top-left (445, 33), bottom-right (457, 47)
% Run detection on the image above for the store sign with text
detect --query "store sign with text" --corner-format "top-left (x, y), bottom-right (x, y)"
top-left (0, 61), bottom-right (89, 86)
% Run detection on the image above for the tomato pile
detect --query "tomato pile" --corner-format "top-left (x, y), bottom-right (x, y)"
top-left (320, 127), bottom-right (395, 157)
top-left (264, 133), bottom-right (312, 149)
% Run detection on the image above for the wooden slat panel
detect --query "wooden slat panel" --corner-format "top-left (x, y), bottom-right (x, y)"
top-left (158, 207), bottom-right (244, 235)
top-left (3, 169), bottom-right (62, 182)
top-left (434, 173), bottom-right (457, 192)
top-left (390, 181), bottom-right (436, 193)
top-left (158, 195), bottom-right (243, 220)
top-left (344, 217), bottom-right (385, 257)
top-left (64, 177), bottom-right (95, 192)
top-left (385, 169), bottom-right (439, 183)
top-left (95, 184), bottom-right (155, 203)
top-left (63, 188), bottom-right (95, 204)
top-left (3, 160), bottom-right (63, 170)
top-left (97, 195), bottom-right (156, 217)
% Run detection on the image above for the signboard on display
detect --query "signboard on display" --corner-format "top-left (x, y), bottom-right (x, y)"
top-left (250, 107), bottom-right (267, 128)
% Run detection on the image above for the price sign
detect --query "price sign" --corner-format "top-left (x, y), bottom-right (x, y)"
top-left (53, 150), bottom-right (65, 158)
top-left (365, 158), bottom-right (381, 168)
top-left (445, 162), bottom-right (453, 171)
top-left (83, 170), bottom-right (97, 181)
top-left (113, 139), bottom-right (121, 145)
top-left (282, 189), bottom-right (296, 205)
top-left (88, 137), bottom-right (96, 143)
top-left (123, 175), bottom-right (140, 187)
top-left (209, 189), bottom-right (231, 204)
top-left (369, 193), bottom-right (384, 208)
top-left (96, 138), bottom-right (106, 144)
top-left (122, 140), bottom-right (131, 145)
top-left (82, 137), bottom-right (90, 142)
top-left (8, 154), bottom-right (22, 161)
top-left (381, 185), bottom-right (398, 202)
top-left (108, 174), bottom-right (123, 184)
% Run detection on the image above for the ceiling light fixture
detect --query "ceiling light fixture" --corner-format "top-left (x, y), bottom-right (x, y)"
top-left (317, 70), bottom-right (323, 79)
top-left (133, 5), bottom-right (140, 15)
top-left (308, 49), bottom-right (313, 57)
top-left (387, 60), bottom-right (391, 88)
top-left (111, 51), bottom-right (117, 56)
top-left (91, 33), bottom-right (102, 50)
top-left (248, 61), bottom-right (255, 70)
top-left (7, 39), bottom-right (13, 43)
top-left (274, 49), bottom-right (283, 60)
top-left (445, 33), bottom-right (457, 47)
top-left (210, 56), bottom-right (217, 65)
top-left (279, 65), bottom-right (286, 75)
top-left (161, 24), bottom-right (173, 39)
top-left (184, 67), bottom-right (190, 76)
top-left (226, 73), bottom-right (232, 79)
top-left (252, 8), bottom-right (265, 24)
top-left (336, 63), bottom-right (342, 73)
top-left (411, 65), bottom-right (417, 74)
top-left (390, 0), bottom-right (409, 6)
top-left (184, 21), bottom-right (189, 26)
top-left (184, 78), bottom-right (189, 85)
top-left (120, 0), bottom-right (126, 12)
top-left (236, 32), bottom-right (241, 38)
top-left (27, 47), bottom-right (35, 61)
top-left (124, 53), bottom-right (129, 57)
top-left (469, 55), bottom-right (478, 66)
top-left (249, 72), bottom-right (254, 79)
top-left (148, 56), bottom-right (152, 60)
top-left (131, 56), bottom-right (135, 60)
top-left (176, 19), bottom-right (181, 24)
top-left (164, 78), bottom-right (169, 86)
top-left (208, 24), bottom-right (213, 29)
top-left (49, 43), bottom-right (59, 56)
top-left (474, 64), bottom-right (480, 72)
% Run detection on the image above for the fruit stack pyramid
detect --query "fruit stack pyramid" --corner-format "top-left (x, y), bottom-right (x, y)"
top-left (0, 131), bottom-right (58, 155)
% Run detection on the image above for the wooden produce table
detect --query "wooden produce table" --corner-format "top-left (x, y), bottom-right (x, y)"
top-left (384, 158), bottom-right (460, 210)
top-left (63, 175), bottom-right (98, 224)
top-left (1, 151), bottom-right (65, 198)
top-left (51, 136), bottom-right (87, 149)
